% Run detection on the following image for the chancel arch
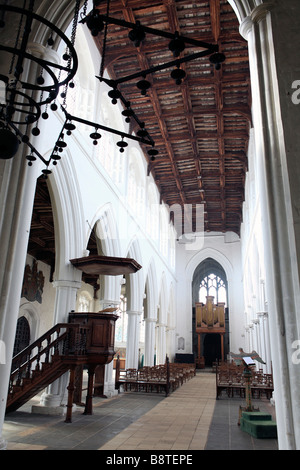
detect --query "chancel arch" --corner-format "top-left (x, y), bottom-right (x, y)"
top-left (192, 257), bottom-right (230, 367)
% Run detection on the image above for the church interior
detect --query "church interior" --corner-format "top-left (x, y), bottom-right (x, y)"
top-left (0, 0), bottom-right (300, 451)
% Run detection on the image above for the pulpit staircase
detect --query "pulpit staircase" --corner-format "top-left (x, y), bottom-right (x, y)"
top-left (6, 312), bottom-right (118, 421)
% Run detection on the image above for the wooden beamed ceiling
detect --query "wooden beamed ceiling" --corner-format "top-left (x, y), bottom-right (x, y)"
top-left (28, 1), bottom-right (251, 273)
top-left (93, 0), bottom-right (251, 235)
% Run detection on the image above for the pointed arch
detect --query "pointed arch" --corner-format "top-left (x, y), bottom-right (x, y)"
top-left (48, 149), bottom-right (85, 282)
top-left (186, 248), bottom-right (233, 285)
top-left (90, 203), bottom-right (120, 258)
top-left (227, 0), bottom-right (265, 24)
top-left (88, 204), bottom-right (121, 303)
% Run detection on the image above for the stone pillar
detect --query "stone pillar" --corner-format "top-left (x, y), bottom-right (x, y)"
top-left (126, 310), bottom-right (142, 369)
top-left (239, 3), bottom-right (300, 449)
top-left (0, 38), bottom-right (53, 448)
top-left (156, 322), bottom-right (167, 365)
top-left (0, 158), bottom-right (40, 449)
top-left (98, 299), bottom-right (119, 398)
top-left (257, 312), bottom-right (270, 373)
top-left (166, 326), bottom-right (175, 362)
top-left (144, 318), bottom-right (156, 366)
top-left (252, 319), bottom-right (260, 358)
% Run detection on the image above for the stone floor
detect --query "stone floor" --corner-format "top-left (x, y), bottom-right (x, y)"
top-left (2, 371), bottom-right (278, 452)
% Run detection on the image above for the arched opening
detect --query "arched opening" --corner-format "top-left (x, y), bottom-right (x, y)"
top-left (13, 317), bottom-right (30, 357)
top-left (192, 258), bottom-right (229, 367)
top-left (203, 333), bottom-right (221, 366)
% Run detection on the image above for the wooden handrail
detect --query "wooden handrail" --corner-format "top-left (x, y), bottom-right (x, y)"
top-left (12, 323), bottom-right (69, 366)
top-left (9, 323), bottom-right (89, 391)
top-left (7, 313), bottom-right (118, 418)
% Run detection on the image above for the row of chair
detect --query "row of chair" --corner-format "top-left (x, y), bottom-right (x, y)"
top-left (216, 362), bottom-right (273, 399)
top-left (115, 359), bottom-right (196, 396)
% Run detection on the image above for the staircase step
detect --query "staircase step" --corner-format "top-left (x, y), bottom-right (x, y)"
top-left (240, 412), bottom-right (277, 439)
top-left (21, 378), bottom-right (32, 386)
top-left (241, 411), bottom-right (272, 421)
top-left (31, 370), bottom-right (43, 378)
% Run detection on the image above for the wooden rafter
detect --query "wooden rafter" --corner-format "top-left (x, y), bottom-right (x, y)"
top-left (92, 0), bottom-right (251, 235)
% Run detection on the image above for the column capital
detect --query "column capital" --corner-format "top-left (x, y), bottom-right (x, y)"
top-left (52, 279), bottom-right (82, 289)
top-left (27, 41), bottom-right (60, 64)
top-left (239, 2), bottom-right (274, 39)
top-left (126, 310), bottom-right (143, 316)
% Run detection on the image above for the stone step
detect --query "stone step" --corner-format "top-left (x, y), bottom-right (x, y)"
top-left (240, 412), bottom-right (277, 439)
top-left (242, 411), bottom-right (272, 421)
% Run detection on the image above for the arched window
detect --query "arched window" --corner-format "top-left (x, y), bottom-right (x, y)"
top-left (13, 316), bottom-right (30, 356)
top-left (78, 291), bottom-right (93, 312)
top-left (199, 273), bottom-right (227, 306)
top-left (192, 258), bottom-right (228, 307)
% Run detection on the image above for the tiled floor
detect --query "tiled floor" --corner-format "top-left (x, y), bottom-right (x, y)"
top-left (2, 371), bottom-right (278, 451)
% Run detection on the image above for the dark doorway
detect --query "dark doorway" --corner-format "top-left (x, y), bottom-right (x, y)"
top-left (13, 316), bottom-right (30, 356)
top-left (203, 333), bottom-right (221, 366)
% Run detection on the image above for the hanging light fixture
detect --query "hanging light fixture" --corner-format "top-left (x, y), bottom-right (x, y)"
top-left (0, 1), bottom-right (79, 171)
top-left (117, 136), bottom-right (128, 153)
top-left (122, 102), bottom-right (134, 123)
top-left (90, 129), bottom-right (101, 145)
top-left (128, 20), bottom-right (145, 47)
top-left (0, 126), bottom-right (19, 160)
top-left (136, 123), bottom-right (149, 138)
top-left (94, 14), bottom-right (225, 164)
top-left (170, 65), bottom-right (186, 85)
top-left (168, 31), bottom-right (185, 57)
top-left (85, 9), bottom-right (104, 36)
top-left (136, 76), bottom-right (151, 96)
top-left (209, 52), bottom-right (226, 70)
top-left (108, 87), bottom-right (122, 104)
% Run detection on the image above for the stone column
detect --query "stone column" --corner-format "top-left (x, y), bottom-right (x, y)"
top-left (252, 319), bottom-right (260, 357)
top-left (144, 318), bottom-right (156, 366)
top-left (248, 323), bottom-right (254, 352)
top-left (239, 3), bottom-right (300, 449)
top-left (98, 299), bottom-right (119, 398)
top-left (257, 312), bottom-right (269, 373)
top-left (126, 310), bottom-right (142, 369)
top-left (166, 326), bottom-right (176, 362)
top-left (0, 38), bottom-right (55, 449)
top-left (156, 322), bottom-right (167, 365)
top-left (0, 158), bottom-right (40, 449)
